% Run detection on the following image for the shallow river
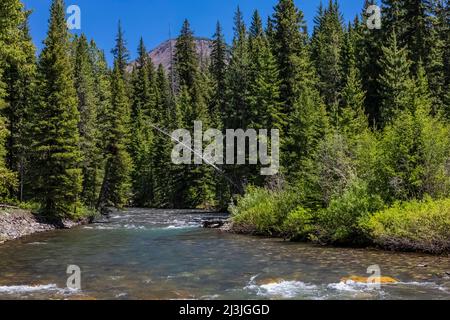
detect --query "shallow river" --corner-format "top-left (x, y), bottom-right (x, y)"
top-left (0, 209), bottom-right (449, 300)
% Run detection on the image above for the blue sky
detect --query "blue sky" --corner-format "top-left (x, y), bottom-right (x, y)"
top-left (22, 0), bottom-right (364, 65)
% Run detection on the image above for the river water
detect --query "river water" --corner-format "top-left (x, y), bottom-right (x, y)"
top-left (0, 208), bottom-right (449, 300)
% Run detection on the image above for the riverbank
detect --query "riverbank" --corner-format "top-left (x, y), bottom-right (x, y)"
top-left (0, 207), bottom-right (88, 244)
top-left (228, 189), bottom-right (450, 255)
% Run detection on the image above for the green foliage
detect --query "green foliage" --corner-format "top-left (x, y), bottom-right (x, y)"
top-left (360, 198), bottom-right (450, 253)
top-left (231, 186), bottom-right (300, 235)
top-left (318, 179), bottom-right (384, 244)
top-left (281, 206), bottom-right (316, 241)
top-left (33, 0), bottom-right (83, 217)
top-left (73, 34), bottom-right (103, 208)
top-left (0, 69), bottom-right (18, 201)
top-left (311, 0), bottom-right (345, 111)
top-left (97, 59), bottom-right (133, 209)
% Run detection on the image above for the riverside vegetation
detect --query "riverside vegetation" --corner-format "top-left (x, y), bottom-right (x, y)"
top-left (0, 0), bottom-right (449, 253)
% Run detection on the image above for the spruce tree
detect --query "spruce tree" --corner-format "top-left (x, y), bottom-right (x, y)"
top-left (225, 7), bottom-right (250, 130)
top-left (111, 21), bottom-right (130, 77)
top-left (73, 34), bottom-right (102, 208)
top-left (0, 68), bottom-right (17, 201)
top-left (272, 0), bottom-right (308, 116)
top-left (0, 0), bottom-right (37, 201)
top-left (97, 60), bottom-right (133, 210)
top-left (248, 10), bottom-right (284, 132)
top-left (33, 0), bottom-right (82, 217)
top-left (311, 0), bottom-right (345, 113)
top-left (130, 38), bottom-right (156, 206)
top-left (356, 0), bottom-right (384, 126)
top-left (377, 31), bottom-right (414, 125)
top-left (339, 25), bottom-right (368, 139)
top-left (209, 21), bottom-right (227, 127)
top-left (173, 19), bottom-right (214, 208)
top-left (152, 65), bottom-right (178, 207)
top-left (97, 15), bottom-right (132, 211)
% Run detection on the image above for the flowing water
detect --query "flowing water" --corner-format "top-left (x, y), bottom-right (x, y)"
top-left (0, 208), bottom-right (449, 300)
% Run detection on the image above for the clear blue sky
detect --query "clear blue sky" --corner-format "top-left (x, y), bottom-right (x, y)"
top-left (22, 0), bottom-right (365, 65)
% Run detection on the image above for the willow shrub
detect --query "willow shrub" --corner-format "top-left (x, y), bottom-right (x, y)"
top-left (360, 197), bottom-right (450, 254)
top-left (230, 186), bottom-right (301, 236)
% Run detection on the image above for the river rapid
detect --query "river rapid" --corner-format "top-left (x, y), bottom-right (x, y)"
top-left (0, 208), bottom-right (449, 300)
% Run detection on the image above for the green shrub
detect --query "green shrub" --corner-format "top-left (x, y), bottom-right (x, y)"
top-left (318, 180), bottom-right (384, 245)
top-left (281, 206), bottom-right (316, 241)
top-left (230, 186), bottom-right (300, 236)
top-left (360, 198), bottom-right (450, 253)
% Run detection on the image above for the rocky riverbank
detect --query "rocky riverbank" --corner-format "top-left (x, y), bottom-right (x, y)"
top-left (0, 208), bottom-right (88, 244)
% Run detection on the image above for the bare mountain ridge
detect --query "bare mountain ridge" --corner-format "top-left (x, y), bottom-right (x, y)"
top-left (128, 38), bottom-right (213, 73)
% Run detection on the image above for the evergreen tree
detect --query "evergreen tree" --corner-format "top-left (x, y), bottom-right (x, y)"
top-left (272, 0), bottom-right (308, 116)
top-left (73, 34), bottom-right (102, 208)
top-left (209, 21), bottom-right (227, 127)
top-left (111, 21), bottom-right (130, 78)
top-left (33, 0), bottom-right (82, 217)
top-left (97, 60), bottom-right (133, 210)
top-left (248, 10), bottom-right (284, 132)
top-left (311, 0), bottom-right (345, 113)
top-left (0, 67), bottom-right (17, 201)
top-left (173, 19), bottom-right (214, 207)
top-left (0, 0), bottom-right (36, 201)
top-left (152, 65), bottom-right (178, 207)
top-left (356, 0), bottom-right (384, 125)
top-left (89, 40), bottom-right (111, 154)
top-left (225, 7), bottom-right (250, 130)
top-left (377, 31), bottom-right (414, 125)
top-left (130, 38), bottom-right (156, 206)
top-left (339, 25), bottom-right (368, 138)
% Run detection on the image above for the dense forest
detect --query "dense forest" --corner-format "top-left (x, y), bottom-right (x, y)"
top-left (0, 0), bottom-right (449, 251)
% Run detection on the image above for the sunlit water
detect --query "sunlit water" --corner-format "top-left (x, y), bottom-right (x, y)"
top-left (0, 208), bottom-right (449, 300)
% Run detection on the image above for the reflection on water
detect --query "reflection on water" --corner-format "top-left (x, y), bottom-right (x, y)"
top-left (0, 208), bottom-right (449, 300)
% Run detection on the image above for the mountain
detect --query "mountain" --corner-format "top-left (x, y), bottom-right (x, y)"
top-left (128, 38), bottom-right (214, 73)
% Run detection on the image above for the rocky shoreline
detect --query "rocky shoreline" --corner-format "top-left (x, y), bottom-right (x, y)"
top-left (0, 208), bottom-right (88, 244)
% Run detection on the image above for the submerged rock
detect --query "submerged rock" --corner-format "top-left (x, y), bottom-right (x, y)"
top-left (340, 276), bottom-right (399, 284)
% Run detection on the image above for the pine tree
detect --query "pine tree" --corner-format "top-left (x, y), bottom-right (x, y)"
top-left (97, 60), bottom-right (133, 210)
top-left (0, 0), bottom-right (36, 201)
top-left (73, 34), bottom-right (102, 208)
top-left (33, 0), bottom-right (82, 217)
top-left (111, 21), bottom-right (130, 78)
top-left (339, 25), bottom-right (368, 139)
top-left (0, 67), bottom-right (17, 201)
top-left (130, 38), bottom-right (156, 206)
top-left (225, 7), bottom-right (250, 130)
top-left (88, 40), bottom-right (111, 155)
top-left (377, 31), bottom-right (414, 125)
top-left (152, 65), bottom-right (178, 207)
top-left (248, 10), bottom-right (284, 132)
top-left (173, 19), bottom-right (214, 208)
top-left (209, 21), bottom-right (227, 127)
top-left (356, 0), bottom-right (384, 126)
top-left (311, 0), bottom-right (345, 113)
top-left (97, 17), bottom-right (132, 211)
top-left (382, 0), bottom-right (433, 72)
top-left (272, 0), bottom-right (308, 116)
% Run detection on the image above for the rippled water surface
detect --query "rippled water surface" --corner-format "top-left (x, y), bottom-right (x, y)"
top-left (0, 209), bottom-right (449, 300)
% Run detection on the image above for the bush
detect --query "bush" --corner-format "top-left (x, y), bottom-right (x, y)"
top-left (230, 186), bottom-right (300, 236)
top-left (318, 180), bottom-right (384, 245)
top-left (281, 206), bottom-right (316, 241)
top-left (360, 198), bottom-right (450, 253)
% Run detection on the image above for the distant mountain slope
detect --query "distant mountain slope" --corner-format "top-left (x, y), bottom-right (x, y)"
top-left (128, 38), bottom-right (213, 73)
